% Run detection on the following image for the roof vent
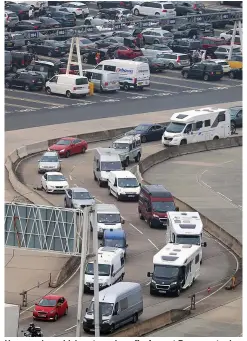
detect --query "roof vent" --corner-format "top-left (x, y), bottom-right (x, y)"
top-left (173, 249), bottom-right (181, 252)
top-left (176, 114), bottom-right (188, 119)
top-left (169, 252), bottom-right (177, 256)
top-left (174, 220), bottom-right (181, 223)
top-left (182, 244), bottom-right (192, 248)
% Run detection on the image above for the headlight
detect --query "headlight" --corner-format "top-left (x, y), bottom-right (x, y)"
top-left (49, 310), bottom-right (56, 314)
top-left (151, 279), bottom-right (156, 284)
top-left (171, 281), bottom-right (177, 286)
top-left (60, 149), bottom-right (65, 153)
top-left (153, 214), bottom-right (159, 218)
top-left (102, 320), bottom-right (110, 324)
top-left (83, 318), bottom-right (87, 322)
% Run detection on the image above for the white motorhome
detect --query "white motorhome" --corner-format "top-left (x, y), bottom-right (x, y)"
top-left (108, 170), bottom-right (140, 201)
top-left (162, 107), bottom-right (231, 146)
top-left (93, 148), bottom-right (122, 187)
top-left (92, 204), bottom-right (124, 238)
top-left (95, 59), bottom-right (150, 91)
top-left (84, 247), bottom-right (125, 293)
top-left (166, 212), bottom-right (207, 262)
top-left (147, 243), bottom-right (201, 296)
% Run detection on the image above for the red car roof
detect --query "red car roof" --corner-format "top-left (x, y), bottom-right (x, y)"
top-left (42, 295), bottom-right (63, 300)
top-left (59, 137), bottom-right (76, 141)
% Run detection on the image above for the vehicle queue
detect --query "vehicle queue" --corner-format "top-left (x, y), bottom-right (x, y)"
top-left (6, 0), bottom-right (242, 336)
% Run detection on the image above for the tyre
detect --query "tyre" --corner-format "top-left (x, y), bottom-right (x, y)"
top-left (109, 324), bottom-right (115, 334)
top-left (132, 313), bottom-right (138, 324)
top-left (155, 12), bottom-right (160, 16)
top-left (64, 200), bottom-right (67, 208)
top-left (81, 147), bottom-right (86, 154)
top-left (229, 71), bottom-right (235, 79)
top-left (83, 57), bottom-right (88, 63)
top-left (153, 39), bottom-right (160, 44)
top-left (123, 82), bottom-right (130, 91)
top-left (149, 219), bottom-right (153, 228)
top-left (93, 172), bottom-right (97, 181)
top-left (66, 90), bottom-right (72, 98)
top-left (47, 51), bottom-right (52, 57)
top-left (231, 121), bottom-right (236, 134)
top-left (46, 87), bottom-right (51, 95)
top-left (24, 84), bottom-right (30, 91)
top-left (141, 135), bottom-right (147, 143)
top-left (83, 328), bottom-right (90, 333)
top-left (64, 307), bottom-right (68, 315)
top-left (84, 20), bottom-right (91, 25)
top-left (180, 139), bottom-right (187, 145)
top-left (203, 74), bottom-right (209, 81)
top-left (150, 287), bottom-right (156, 295)
top-left (5, 81), bottom-right (11, 88)
top-left (124, 157), bottom-right (129, 167)
top-left (139, 211), bottom-right (144, 220)
top-left (183, 71), bottom-right (188, 78)
top-left (134, 8), bottom-right (139, 15)
top-left (108, 186), bottom-right (111, 195)
top-left (175, 287), bottom-right (181, 297)
top-left (98, 179), bottom-right (103, 187)
top-left (168, 63), bottom-right (174, 70)
top-left (134, 153), bottom-right (141, 163)
top-left (54, 313), bottom-right (58, 321)
top-left (213, 136), bottom-right (219, 140)
top-left (66, 151), bottom-right (70, 158)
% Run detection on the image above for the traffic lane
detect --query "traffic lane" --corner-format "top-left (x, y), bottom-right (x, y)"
top-left (5, 85), bottom-right (242, 131)
top-left (144, 148), bottom-right (242, 243)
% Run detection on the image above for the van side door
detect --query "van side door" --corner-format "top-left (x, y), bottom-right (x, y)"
top-left (118, 297), bottom-right (128, 327)
top-left (92, 72), bottom-right (102, 91)
top-left (48, 75), bottom-right (58, 93)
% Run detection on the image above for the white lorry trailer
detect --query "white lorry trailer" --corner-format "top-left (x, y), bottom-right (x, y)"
top-left (5, 303), bottom-right (20, 337)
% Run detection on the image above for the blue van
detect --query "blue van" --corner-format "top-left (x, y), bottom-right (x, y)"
top-left (102, 229), bottom-right (128, 257)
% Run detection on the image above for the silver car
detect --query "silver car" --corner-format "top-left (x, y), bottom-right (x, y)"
top-left (142, 28), bottom-right (174, 45)
top-left (214, 45), bottom-right (242, 59)
top-left (5, 33), bottom-right (25, 50)
top-left (38, 151), bottom-right (61, 173)
top-left (155, 52), bottom-right (190, 69)
top-left (141, 44), bottom-right (173, 57)
top-left (64, 187), bottom-right (95, 209)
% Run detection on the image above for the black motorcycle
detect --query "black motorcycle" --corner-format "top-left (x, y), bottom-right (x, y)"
top-left (22, 324), bottom-right (43, 337)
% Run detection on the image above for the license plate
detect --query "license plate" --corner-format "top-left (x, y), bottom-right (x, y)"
top-left (138, 82), bottom-right (143, 85)
top-left (128, 195), bottom-right (135, 197)
top-left (159, 290), bottom-right (167, 293)
top-left (216, 72), bottom-right (221, 74)
top-left (7, 42), bottom-right (13, 46)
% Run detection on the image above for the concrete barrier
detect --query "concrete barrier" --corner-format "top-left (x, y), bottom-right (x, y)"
top-left (112, 309), bottom-right (190, 336)
top-left (8, 150), bottom-right (19, 164)
top-left (26, 141), bottom-right (48, 155)
top-left (50, 255), bottom-right (80, 288)
top-left (17, 146), bottom-right (27, 159)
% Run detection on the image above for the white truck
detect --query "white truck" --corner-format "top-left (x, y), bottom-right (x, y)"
top-left (5, 303), bottom-right (20, 337)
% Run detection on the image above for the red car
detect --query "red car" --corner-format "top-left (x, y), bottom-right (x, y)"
top-left (200, 36), bottom-right (229, 51)
top-left (33, 295), bottom-right (68, 321)
top-left (49, 137), bottom-right (88, 158)
top-left (59, 65), bottom-right (79, 75)
top-left (114, 46), bottom-right (143, 59)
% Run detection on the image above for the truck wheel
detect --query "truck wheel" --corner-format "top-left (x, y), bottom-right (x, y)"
top-left (203, 74), bottom-right (209, 81)
top-left (123, 83), bottom-right (130, 91)
top-left (132, 313), bottom-right (138, 324)
top-left (124, 157), bottom-right (129, 167)
top-left (139, 211), bottom-right (144, 220)
top-left (134, 153), bottom-right (140, 162)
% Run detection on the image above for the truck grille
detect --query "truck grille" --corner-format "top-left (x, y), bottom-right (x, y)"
top-left (164, 137), bottom-right (173, 141)
top-left (156, 284), bottom-right (170, 290)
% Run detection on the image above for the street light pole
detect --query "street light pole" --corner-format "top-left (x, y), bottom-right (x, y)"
top-left (76, 206), bottom-right (90, 337)
top-left (92, 206), bottom-right (100, 337)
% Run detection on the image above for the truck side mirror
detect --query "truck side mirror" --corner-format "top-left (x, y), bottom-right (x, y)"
top-left (147, 271), bottom-right (151, 277)
top-left (121, 218), bottom-right (125, 224)
top-left (126, 244), bottom-right (128, 248)
top-left (202, 242), bottom-right (207, 247)
top-left (114, 181), bottom-right (117, 186)
top-left (175, 206), bottom-right (179, 211)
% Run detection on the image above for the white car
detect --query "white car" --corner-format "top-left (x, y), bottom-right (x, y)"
top-left (132, 1), bottom-right (176, 17)
top-left (41, 172), bottom-right (69, 193)
top-left (59, 2), bottom-right (89, 17)
top-left (206, 59), bottom-right (231, 74)
top-left (219, 28), bottom-right (241, 41)
top-left (84, 13), bottom-right (114, 26)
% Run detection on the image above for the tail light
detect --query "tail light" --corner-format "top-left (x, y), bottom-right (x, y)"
top-left (164, 213), bottom-right (167, 217)
top-left (211, 72), bottom-right (214, 75)
top-left (105, 82), bottom-right (108, 86)
top-left (77, 8), bottom-right (81, 10)
top-left (176, 56), bottom-right (181, 63)
top-left (134, 78), bottom-right (137, 84)
top-left (32, 80), bottom-right (35, 83)
top-left (19, 10), bottom-right (23, 14)
top-left (33, 26), bottom-right (38, 29)
top-left (162, 9), bottom-right (167, 12)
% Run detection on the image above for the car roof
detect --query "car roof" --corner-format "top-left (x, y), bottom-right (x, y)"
top-left (59, 137), bottom-right (76, 141)
top-left (42, 295), bottom-right (63, 300)
top-left (21, 20), bottom-right (41, 24)
top-left (46, 172), bottom-right (63, 175)
top-left (70, 187), bottom-right (89, 192)
top-left (201, 36), bottom-right (224, 41)
top-left (230, 106), bottom-right (242, 110)
top-left (5, 10), bottom-right (17, 14)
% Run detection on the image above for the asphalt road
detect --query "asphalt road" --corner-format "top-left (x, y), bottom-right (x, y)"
top-left (144, 146), bottom-right (242, 243)
top-left (17, 140), bottom-right (238, 337)
top-left (5, 71), bottom-right (242, 131)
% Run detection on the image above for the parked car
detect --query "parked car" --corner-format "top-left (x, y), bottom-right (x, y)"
top-left (50, 11), bottom-right (76, 26)
top-left (168, 39), bottom-right (201, 54)
top-left (81, 49), bottom-right (107, 64)
top-left (227, 55), bottom-right (242, 69)
top-left (220, 1), bottom-right (242, 7)
top-left (133, 56), bottom-right (166, 72)
top-left (200, 36), bottom-right (229, 52)
top-left (142, 28), bottom-right (174, 45)
top-left (141, 44), bottom-right (172, 57)
top-left (84, 13), bottom-right (114, 26)
top-left (173, 1), bottom-right (200, 16)
top-left (27, 40), bottom-right (68, 57)
top-left (38, 16), bottom-right (62, 29)
top-left (110, 45), bottom-right (143, 59)
top-left (48, 137), bottom-right (88, 158)
top-left (5, 71), bottom-right (44, 91)
top-left (226, 106), bottom-right (242, 132)
top-left (64, 187), bottom-right (95, 209)
top-left (58, 2), bottom-right (89, 17)
top-left (156, 52), bottom-right (190, 69)
top-left (5, 51), bottom-right (12, 73)
top-left (206, 59), bottom-right (231, 74)
top-left (133, 1), bottom-right (176, 17)
top-left (5, 2), bottom-right (29, 20)
top-left (33, 295), bottom-right (68, 321)
top-left (65, 37), bottom-right (96, 53)
top-left (182, 62), bottom-right (224, 81)
top-left (97, 1), bottom-right (133, 9)
top-left (10, 51), bottom-right (33, 72)
top-left (5, 10), bottom-right (19, 27)
top-left (5, 32), bottom-right (25, 50)
top-left (7, 20), bottom-right (42, 32)
top-left (214, 45), bottom-right (241, 59)
top-left (17, 61), bottom-right (57, 81)
top-left (228, 68), bottom-right (242, 79)
top-left (99, 7), bottom-right (132, 19)
top-left (95, 37), bottom-right (124, 48)
top-left (125, 123), bottom-right (166, 142)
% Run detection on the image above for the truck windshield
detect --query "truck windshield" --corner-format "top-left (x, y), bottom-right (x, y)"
top-left (176, 234), bottom-right (201, 245)
top-left (105, 239), bottom-right (125, 248)
top-left (154, 265), bottom-right (179, 279)
top-left (97, 213), bottom-right (121, 224)
top-left (152, 201), bottom-right (175, 213)
top-left (118, 178), bottom-right (139, 188)
top-left (85, 263), bottom-right (111, 276)
top-left (166, 122), bottom-right (186, 133)
top-left (88, 302), bottom-right (114, 316)
top-left (113, 143), bottom-right (129, 150)
top-left (101, 161), bottom-right (121, 171)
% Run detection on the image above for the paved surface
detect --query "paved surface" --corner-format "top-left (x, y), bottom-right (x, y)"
top-left (16, 140), bottom-right (238, 337)
top-left (144, 147), bottom-right (242, 243)
top-left (5, 70), bottom-right (242, 131)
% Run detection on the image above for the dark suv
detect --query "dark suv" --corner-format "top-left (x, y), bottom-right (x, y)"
top-left (10, 51), bottom-right (33, 72)
top-left (51, 11), bottom-right (76, 27)
top-left (168, 39), bottom-right (201, 54)
top-left (5, 71), bottom-right (44, 91)
top-left (182, 62), bottom-right (223, 81)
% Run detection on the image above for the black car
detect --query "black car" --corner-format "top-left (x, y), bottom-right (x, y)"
top-left (5, 71), bottom-right (44, 91)
top-left (125, 123), bottom-right (166, 142)
top-left (133, 56), bottom-right (166, 73)
top-left (182, 62), bottom-right (223, 81)
top-left (5, 2), bottom-right (29, 20)
top-left (177, 23), bottom-right (214, 38)
top-left (228, 68), bottom-right (242, 80)
top-left (38, 16), bottom-right (62, 29)
top-left (81, 49), bottom-right (107, 65)
top-left (7, 20), bottom-right (42, 32)
top-left (99, 7), bottom-right (131, 19)
top-left (27, 40), bottom-right (68, 57)
top-left (97, 1), bottom-right (133, 9)
top-left (95, 37), bottom-right (124, 49)
top-left (51, 11), bottom-right (76, 27)
top-left (10, 51), bottom-right (33, 72)
top-left (202, 7), bottom-right (229, 28)
top-left (168, 39), bottom-right (201, 54)
top-left (173, 1), bottom-right (199, 16)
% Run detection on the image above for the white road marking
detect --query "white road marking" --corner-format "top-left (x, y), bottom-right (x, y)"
top-left (65, 325), bottom-right (76, 332)
top-left (129, 223), bottom-right (143, 235)
top-left (74, 184), bottom-right (78, 187)
top-left (148, 239), bottom-right (159, 251)
top-left (95, 197), bottom-right (103, 203)
top-left (217, 192), bottom-right (232, 202)
top-left (146, 281), bottom-right (151, 286)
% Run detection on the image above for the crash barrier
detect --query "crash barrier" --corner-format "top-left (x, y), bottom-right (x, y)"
top-left (50, 256), bottom-right (80, 289)
top-left (112, 309), bottom-right (190, 337)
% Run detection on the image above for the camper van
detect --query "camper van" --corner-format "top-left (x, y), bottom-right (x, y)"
top-left (166, 212), bottom-right (207, 262)
top-left (147, 243), bottom-right (201, 296)
top-left (162, 107), bottom-right (231, 146)
top-left (84, 247), bottom-right (125, 293)
top-left (95, 59), bottom-right (150, 90)
top-left (92, 204), bottom-right (124, 238)
top-left (83, 282), bottom-right (143, 334)
top-left (93, 148), bottom-right (122, 187)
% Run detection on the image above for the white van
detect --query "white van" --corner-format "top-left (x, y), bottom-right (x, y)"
top-left (108, 170), bottom-right (140, 201)
top-left (45, 74), bottom-right (89, 98)
top-left (162, 107), bottom-right (231, 146)
top-left (83, 69), bottom-right (120, 92)
top-left (84, 247), bottom-right (125, 293)
top-left (93, 148), bottom-right (122, 187)
top-left (95, 59), bottom-right (150, 91)
top-left (92, 204), bottom-right (124, 238)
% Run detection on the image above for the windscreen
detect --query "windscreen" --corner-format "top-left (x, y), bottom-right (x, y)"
top-left (40, 156), bottom-right (58, 162)
top-left (113, 143), bottom-right (129, 150)
top-left (76, 78), bottom-right (88, 85)
top-left (152, 201), bottom-right (175, 213)
top-left (179, 55), bottom-right (189, 60)
top-left (166, 122), bottom-right (186, 133)
top-left (176, 234), bottom-right (201, 245)
top-left (38, 298), bottom-right (56, 307)
top-left (85, 263), bottom-right (111, 276)
top-left (88, 302), bottom-right (114, 316)
top-left (47, 174), bottom-right (66, 182)
top-left (153, 265), bottom-right (179, 279)
top-left (97, 213), bottom-right (121, 224)
top-left (118, 178), bottom-right (139, 188)
top-left (73, 191), bottom-right (92, 200)
top-left (57, 139), bottom-right (71, 145)
top-left (104, 239), bottom-right (125, 248)
top-left (101, 161), bottom-right (121, 171)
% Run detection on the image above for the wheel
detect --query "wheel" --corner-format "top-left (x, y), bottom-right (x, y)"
top-left (168, 63), bottom-right (174, 70)
top-left (125, 157), bottom-right (129, 167)
top-left (83, 57), bottom-right (88, 63)
top-left (66, 90), bottom-right (72, 98)
top-left (141, 135), bottom-right (147, 143)
top-left (183, 71), bottom-right (188, 78)
top-left (229, 71), bottom-right (235, 79)
top-left (47, 50), bottom-right (52, 57)
top-left (109, 324), bottom-right (115, 334)
top-left (46, 87), bottom-right (51, 95)
top-left (213, 136), bottom-right (219, 140)
top-left (64, 199), bottom-right (67, 208)
top-left (84, 20), bottom-right (91, 25)
top-left (64, 307), bottom-right (68, 315)
top-left (66, 151), bottom-right (70, 158)
top-left (132, 313), bottom-right (138, 324)
top-left (150, 287), bottom-right (156, 295)
top-left (123, 82), bottom-right (130, 91)
top-left (203, 74), bottom-right (209, 81)
top-left (134, 8), bottom-right (139, 15)
top-left (175, 287), bottom-right (181, 297)
top-left (81, 147), bottom-right (86, 154)
top-left (148, 219), bottom-right (153, 228)
top-left (180, 139), bottom-right (187, 145)
top-left (231, 121), bottom-right (236, 134)
top-left (134, 153), bottom-right (140, 163)
top-left (83, 328), bottom-right (90, 333)
top-left (24, 84), bottom-right (30, 91)
top-left (98, 179), bottom-right (103, 187)
top-left (5, 81), bottom-right (11, 88)
top-left (155, 12), bottom-right (160, 16)
top-left (153, 39), bottom-right (160, 44)
top-left (116, 194), bottom-right (120, 201)
top-left (139, 211), bottom-right (144, 220)
top-left (54, 313), bottom-right (58, 321)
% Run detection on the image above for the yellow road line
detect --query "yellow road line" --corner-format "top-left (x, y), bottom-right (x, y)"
top-left (5, 95), bottom-right (68, 106)
top-left (5, 103), bottom-right (38, 109)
